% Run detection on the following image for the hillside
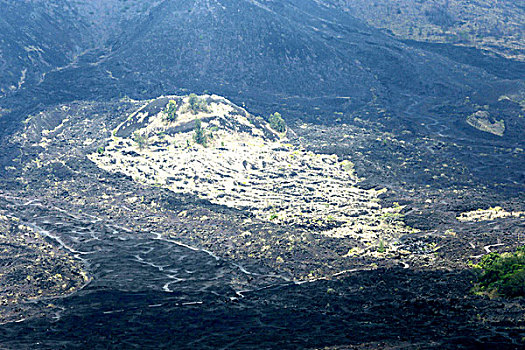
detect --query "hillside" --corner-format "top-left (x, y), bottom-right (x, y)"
top-left (0, 0), bottom-right (162, 98)
top-left (2, 1), bottom-right (523, 146)
top-left (0, 0), bottom-right (86, 96)
top-left (330, 0), bottom-right (525, 61)
top-left (98, 0), bottom-right (507, 110)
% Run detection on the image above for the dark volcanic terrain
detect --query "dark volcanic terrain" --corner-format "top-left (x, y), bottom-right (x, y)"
top-left (332, 0), bottom-right (525, 61)
top-left (0, 0), bottom-right (524, 349)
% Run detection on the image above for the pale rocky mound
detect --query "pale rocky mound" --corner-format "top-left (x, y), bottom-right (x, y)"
top-left (90, 95), bottom-right (411, 247)
top-left (466, 110), bottom-right (505, 136)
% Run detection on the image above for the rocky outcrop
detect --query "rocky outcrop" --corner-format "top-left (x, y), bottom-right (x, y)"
top-left (466, 110), bottom-right (505, 136)
top-left (91, 95), bottom-right (412, 249)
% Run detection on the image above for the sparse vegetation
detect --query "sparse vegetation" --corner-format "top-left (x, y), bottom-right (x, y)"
top-left (97, 146), bottom-right (105, 155)
top-left (269, 112), bottom-right (286, 133)
top-left (473, 246), bottom-right (525, 298)
top-left (381, 211), bottom-right (405, 223)
top-left (342, 160), bottom-right (354, 172)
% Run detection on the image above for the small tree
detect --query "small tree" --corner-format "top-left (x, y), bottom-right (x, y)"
top-left (269, 112), bottom-right (286, 133)
top-left (188, 93), bottom-right (209, 114)
top-left (193, 119), bottom-right (207, 147)
top-left (189, 93), bottom-right (198, 110)
top-left (165, 100), bottom-right (177, 121)
top-left (377, 239), bottom-right (386, 253)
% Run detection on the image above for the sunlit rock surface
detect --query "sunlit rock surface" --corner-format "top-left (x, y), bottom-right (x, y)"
top-left (91, 95), bottom-right (412, 247)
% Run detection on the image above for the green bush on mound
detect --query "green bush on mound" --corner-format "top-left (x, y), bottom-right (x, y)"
top-left (133, 132), bottom-right (149, 150)
top-left (165, 100), bottom-right (178, 121)
top-left (187, 93), bottom-right (209, 114)
top-left (473, 246), bottom-right (525, 298)
top-left (269, 112), bottom-right (286, 133)
top-left (193, 119), bottom-right (207, 147)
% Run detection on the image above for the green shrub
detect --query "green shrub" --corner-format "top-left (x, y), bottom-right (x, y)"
top-left (133, 132), bottom-right (148, 150)
top-left (269, 112), bottom-right (286, 133)
top-left (377, 239), bottom-right (386, 253)
top-left (188, 93), bottom-right (209, 114)
top-left (96, 146), bottom-right (105, 155)
top-left (165, 100), bottom-right (178, 121)
top-left (193, 119), bottom-right (207, 147)
top-left (474, 246), bottom-right (525, 298)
